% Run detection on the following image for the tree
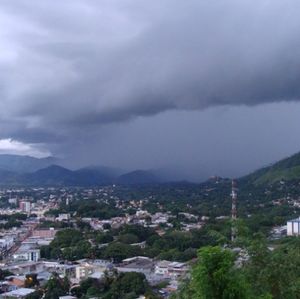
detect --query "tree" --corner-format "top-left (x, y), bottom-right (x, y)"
top-left (51, 229), bottom-right (83, 248)
top-left (118, 233), bottom-right (139, 244)
top-left (71, 272), bottom-right (155, 299)
top-left (244, 235), bottom-right (271, 296)
top-left (190, 246), bottom-right (250, 299)
top-left (245, 237), bottom-right (300, 299)
top-left (103, 223), bottom-right (111, 230)
top-left (25, 290), bottom-right (43, 299)
top-left (0, 269), bottom-right (13, 280)
top-left (96, 232), bottom-right (114, 244)
top-left (25, 274), bottom-right (39, 288)
top-left (44, 273), bottom-right (70, 299)
top-left (103, 242), bottom-right (142, 263)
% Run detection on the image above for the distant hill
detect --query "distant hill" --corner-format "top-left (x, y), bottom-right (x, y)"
top-left (0, 168), bottom-right (19, 185)
top-left (24, 165), bottom-right (76, 186)
top-left (243, 152), bottom-right (300, 185)
top-left (117, 170), bottom-right (161, 185)
top-left (0, 154), bottom-right (58, 173)
top-left (0, 163), bottom-right (161, 186)
top-left (23, 165), bottom-right (120, 186)
top-left (74, 166), bottom-right (120, 186)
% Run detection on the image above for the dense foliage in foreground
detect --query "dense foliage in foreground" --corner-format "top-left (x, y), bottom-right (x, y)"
top-left (173, 237), bottom-right (300, 299)
top-left (26, 271), bottom-right (159, 299)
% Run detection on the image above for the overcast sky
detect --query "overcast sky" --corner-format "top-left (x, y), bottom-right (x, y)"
top-left (1, 0), bottom-right (300, 180)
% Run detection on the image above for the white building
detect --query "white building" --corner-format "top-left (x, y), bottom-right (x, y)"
top-left (56, 214), bottom-right (70, 221)
top-left (75, 259), bottom-right (112, 281)
top-left (13, 249), bottom-right (40, 262)
top-left (8, 198), bottom-right (18, 205)
top-left (155, 260), bottom-right (170, 276)
top-left (155, 261), bottom-right (188, 278)
top-left (287, 217), bottom-right (300, 236)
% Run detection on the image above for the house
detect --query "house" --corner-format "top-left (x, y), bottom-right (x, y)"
top-left (117, 257), bottom-right (154, 278)
top-left (0, 288), bottom-right (35, 299)
top-left (3, 262), bottom-right (44, 275)
top-left (6, 276), bottom-right (26, 288)
top-left (154, 260), bottom-right (170, 276)
top-left (32, 228), bottom-right (57, 239)
top-left (0, 282), bottom-right (18, 293)
top-left (155, 261), bottom-right (188, 278)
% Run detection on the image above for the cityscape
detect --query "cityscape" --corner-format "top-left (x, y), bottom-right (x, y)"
top-left (1, 0), bottom-right (300, 298)
top-left (0, 166), bottom-right (299, 298)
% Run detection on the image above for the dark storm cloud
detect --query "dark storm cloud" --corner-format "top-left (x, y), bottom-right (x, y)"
top-left (1, 0), bottom-right (300, 155)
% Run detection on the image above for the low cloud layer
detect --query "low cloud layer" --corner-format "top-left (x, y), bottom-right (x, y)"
top-left (1, 1), bottom-right (300, 176)
top-left (0, 138), bottom-right (50, 157)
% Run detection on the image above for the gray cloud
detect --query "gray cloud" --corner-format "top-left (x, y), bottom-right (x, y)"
top-left (1, 0), bottom-right (300, 177)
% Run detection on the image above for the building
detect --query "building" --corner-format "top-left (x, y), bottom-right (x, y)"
top-left (287, 217), bottom-right (300, 236)
top-left (0, 288), bottom-right (35, 299)
top-left (0, 282), bottom-right (18, 293)
top-left (32, 228), bottom-right (57, 239)
top-left (0, 237), bottom-right (14, 253)
top-left (154, 260), bottom-right (170, 276)
top-left (19, 201), bottom-right (31, 213)
top-left (56, 213), bottom-right (71, 222)
top-left (8, 198), bottom-right (18, 205)
top-left (74, 259), bottom-right (113, 281)
top-left (117, 257), bottom-right (154, 278)
top-left (13, 248), bottom-right (40, 262)
top-left (2, 262), bottom-right (44, 276)
top-left (155, 261), bottom-right (188, 278)
top-left (5, 276), bottom-right (26, 288)
top-left (75, 265), bottom-right (94, 280)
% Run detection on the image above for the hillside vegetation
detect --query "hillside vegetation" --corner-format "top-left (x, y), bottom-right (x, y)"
top-left (243, 152), bottom-right (300, 185)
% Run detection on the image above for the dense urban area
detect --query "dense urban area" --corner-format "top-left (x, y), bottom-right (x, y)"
top-left (1, 155), bottom-right (300, 299)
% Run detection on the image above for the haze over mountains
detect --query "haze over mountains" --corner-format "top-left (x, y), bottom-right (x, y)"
top-left (0, 154), bottom-right (164, 186)
top-left (0, 153), bottom-right (300, 187)
top-left (0, 154), bottom-right (59, 173)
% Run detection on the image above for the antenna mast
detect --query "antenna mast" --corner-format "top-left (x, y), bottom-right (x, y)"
top-left (231, 180), bottom-right (238, 242)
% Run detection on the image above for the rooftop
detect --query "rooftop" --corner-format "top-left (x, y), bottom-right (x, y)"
top-left (0, 288), bottom-right (35, 298)
top-left (288, 217), bottom-right (300, 222)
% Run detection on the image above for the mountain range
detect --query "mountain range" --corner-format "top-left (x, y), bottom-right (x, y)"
top-left (0, 154), bottom-right (163, 186)
top-left (1, 152), bottom-right (300, 186)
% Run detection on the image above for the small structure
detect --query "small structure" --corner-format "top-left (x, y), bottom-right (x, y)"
top-left (287, 217), bottom-right (300, 236)
top-left (59, 296), bottom-right (77, 299)
top-left (117, 256), bottom-right (154, 278)
top-left (13, 248), bottom-right (40, 262)
top-left (0, 288), bottom-right (35, 299)
top-left (155, 261), bottom-right (188, 278)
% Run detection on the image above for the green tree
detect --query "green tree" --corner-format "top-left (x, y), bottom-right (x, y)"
top-left (245, 237), bottom-right (300, 299)
top-left (44, 273), bottom-right (70, 299)
top-left (118, 233), bottom-right (139, 244)
top-left (190, 246), bottom-right (250, 299)
top-left (0, 269), bottom-right (13, 280)
top-left (104, 242), bottom-right (142, 263)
